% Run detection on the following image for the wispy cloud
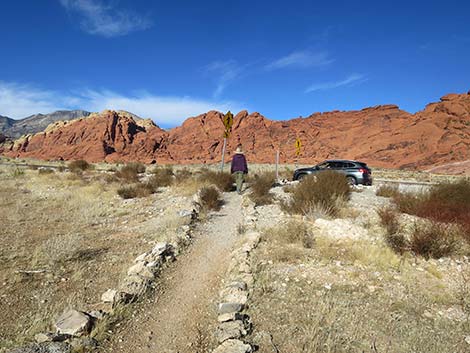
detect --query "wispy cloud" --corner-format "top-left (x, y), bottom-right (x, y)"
top-left (204, 60), bottom-right (243, 98)
top-left (266, 50), bottom-right (334, 70)
top-left (305, 74), bottom-right (366, 93)
top-left (59, 0), bottom-right (152, 37)
top-left (0, 81), bottom-right (244, 127)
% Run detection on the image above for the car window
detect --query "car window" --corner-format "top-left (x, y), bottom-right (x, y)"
top-left (344, 163), bottom-right (355, 168)
top-left (317, 162), bottom-right (329, 169)
top-left (329, 162), bottom-right (342, 169)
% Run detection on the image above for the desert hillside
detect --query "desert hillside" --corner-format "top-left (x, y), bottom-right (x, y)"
top-left (1, 92), bottom-right (470, 172)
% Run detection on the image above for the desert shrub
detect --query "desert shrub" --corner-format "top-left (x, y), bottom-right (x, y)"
top-left (377, 207), bottom-right (408, 254)
top-left (282, 171), bottom-right (351, 216)
top-left (393, 180), bottom-right (470, 242)
top-left (270, 221), bottom-right (315, 249)
top-left (150, 167), bottom-right (174, 187)
top-left (376, 184), bottom-right (399, 198)
top-left (175, 168), bottom-right (192, 181)
top-left (38, 168), bottom-right (55, 175)
top-left (11, 168), bottom-right (25, 177)
top-left (115, 162), bottom-right (145, 182)
top-left (249, 172), bottom-right (276, 206)
top-left (199, 186), bottom-right (223, 211)
top-left (409, 221), bottom-right (461, 259)
top-left (199, 170), bottom-right (234, 192)
top-left (68, 159), bottom-right (91, 173)
top-left (33, 233), bottom-right (83, 265)
top-left (117, 182), bottom-right (154, 199)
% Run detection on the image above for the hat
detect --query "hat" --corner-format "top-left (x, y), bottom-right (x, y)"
top-left (235, 146), bottom-right (243, 154)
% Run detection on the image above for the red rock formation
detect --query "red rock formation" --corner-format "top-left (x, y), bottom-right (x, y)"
top-left (1, 92), bottom-right (470, 173)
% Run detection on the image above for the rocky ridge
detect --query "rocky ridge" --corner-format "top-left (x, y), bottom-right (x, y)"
top-left (1, 92), bottom-right (470, 172)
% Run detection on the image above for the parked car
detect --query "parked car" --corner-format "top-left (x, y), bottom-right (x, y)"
top-left (293, 159), bottom-right (372, 185)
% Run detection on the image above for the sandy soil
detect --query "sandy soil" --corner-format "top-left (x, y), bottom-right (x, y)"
top-left (100, 192), bottom-right (244, 353)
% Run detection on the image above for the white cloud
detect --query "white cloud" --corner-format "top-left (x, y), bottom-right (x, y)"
top-left (204, 60), bottom-right (243, 98)
top-left (0, 82), bottom-right (64, 118)
top-left (59, 0), bottom-right (152, 37)
top-left (305, 74), bottom-right (366, 93)
top-left (0, 81), bottom-right (244, 127)
top-left (266, 50), bottom-right (334, 70)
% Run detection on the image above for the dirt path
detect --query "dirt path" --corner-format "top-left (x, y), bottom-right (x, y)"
top-left (100, 192), bottom-right (243, 353)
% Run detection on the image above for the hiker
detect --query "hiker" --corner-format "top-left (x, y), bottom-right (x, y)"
top-left (230, 144), bottom-right (248, 194)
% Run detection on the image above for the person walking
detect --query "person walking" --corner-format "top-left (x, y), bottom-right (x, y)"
top-left (230, 144), bottom-right (248, 194)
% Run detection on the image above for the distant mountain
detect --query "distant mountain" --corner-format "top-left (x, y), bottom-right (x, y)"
top-left (1, 92), bottom-right (470, 173)
top-left (0, 110), bottom-right (91, 138)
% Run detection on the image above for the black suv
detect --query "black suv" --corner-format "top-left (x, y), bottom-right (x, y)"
top-left (293, 159), bottom-right (372, 185)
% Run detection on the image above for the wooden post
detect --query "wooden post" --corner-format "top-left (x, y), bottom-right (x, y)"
top-left (220, 137), bottom-right (227, 172)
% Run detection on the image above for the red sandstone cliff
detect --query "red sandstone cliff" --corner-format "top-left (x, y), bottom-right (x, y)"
top-left (1, 92), bottom-right (470, 172)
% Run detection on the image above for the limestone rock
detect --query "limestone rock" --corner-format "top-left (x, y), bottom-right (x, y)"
top-left (119, 274), bottom-right (149, 298)
top-left (54, 310), bottom-right (92, 336)
top-left (215, 320), bottom-right (247, 343)
top-left (212, 339), bottom-right (252, 353)
top-left (127, 261), bottom-right (155, 279)
top-left (218, 302), bottom-right (244, 315)
top-left (101, 289), bottom-right (117, 303)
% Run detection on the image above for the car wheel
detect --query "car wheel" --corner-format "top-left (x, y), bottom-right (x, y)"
top-left (297, 174), bottom-right (305, 181)
top-left (346, 176), bottom-right (357, 185)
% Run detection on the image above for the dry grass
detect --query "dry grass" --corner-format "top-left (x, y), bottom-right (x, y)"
top-left (117, 182), bottom-right (155, 199)
top-left (199, 185), bottom-right (223, 211)
top-left (68, 159), bottom-right (92, 173)
top-left (199, 169), bottom-right (234, 192)
top-left (282, 171), bottom-right (351, 217)
top-left (0, 164), bottom-right (194, 350)
top-left (409, 221), bottom-right (462, 259)
top-left (150, 166), bottom-right (174, 187)
top-left (249, 172), bottom-right (275, 206)
top-left (376, 184), bottom-right (399, 198)
top-left (115, 163), bottom-right (145, 182)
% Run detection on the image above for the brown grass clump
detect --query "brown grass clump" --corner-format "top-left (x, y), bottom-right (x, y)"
top-left (393, 180), bottom-right (470, 242)
top-left (115, 162), bottom-right (146, 182)
top-left (409, 221), bottom-right (461, 259)
top-left (269, 220), bottom-right (315, 249)
top-left (199, 186), bottom-right (223, 211)
top-left (376, 184), bottom-right (399, 198)
top-left (282, 171), bottom-right (350, 216)
top-left (249, 172), bottom-right (275, 206)
top-left (377, 207), bottom-right (408, 254)
top-left (68, 159), bottom-right (91, 173)
top-left (150, 167), bottom-right (174, 187)
top-left (117, 182), bottom-right (155, 199)
top-left (199, 169), bottom-right (234, 192)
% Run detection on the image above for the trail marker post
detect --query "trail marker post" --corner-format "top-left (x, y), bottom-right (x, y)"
top-left (220, 111), bottom-right (234, 171)
top-left (295, 138), bottom-right (302, 169)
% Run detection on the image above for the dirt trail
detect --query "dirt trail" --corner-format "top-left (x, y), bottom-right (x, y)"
top-left (100, 192), bottom-right (243, 353)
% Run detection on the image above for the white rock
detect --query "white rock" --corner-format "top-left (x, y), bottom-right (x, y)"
top-left (55, 310), bottom-right (91, 336)
top-left (212, 339), bottom-right (252, 353)
top-left (101, 289), bottom-right (117, 303)
top-left (127, 262), bottom-right (155, 279)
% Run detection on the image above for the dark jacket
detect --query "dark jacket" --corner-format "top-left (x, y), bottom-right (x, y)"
top-left (231, 153), bottom-right (248, 174)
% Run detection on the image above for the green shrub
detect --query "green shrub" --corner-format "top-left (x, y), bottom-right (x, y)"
top-left (68, 159), bottom-right (91, 173)
top-left (249, 172), bottom-right (275, 206)
top-left (376, 184), bottom-right (399, 198)
top-left (409, 221), bottom-right (461, 259)
top-left (282, 171), bottom-right (351, 216)
top-left (199, 170), bottom-right (234, 192)
top-left (199, 186), bottom-right (223, 211)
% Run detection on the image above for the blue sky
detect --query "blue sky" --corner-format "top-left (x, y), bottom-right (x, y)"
top-left (0, 0), bottom-right (469, 127)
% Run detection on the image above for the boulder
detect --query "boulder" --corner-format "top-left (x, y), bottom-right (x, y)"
top-left (127, 262), bottom-right (155, 279)
top-left (215, 320), bottom-right (247, 343)
top-left (54, 310), bottom-right (92, 336)
top-left (218, 302), bottom-right (244, 315)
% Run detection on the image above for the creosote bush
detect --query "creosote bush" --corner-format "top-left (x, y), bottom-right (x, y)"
top-left (199, 169), bottom-right (234, 192)
top-left (68, 159), bottom-right (91, 173)
top-left (376, 184), bottom-right (400, 198)
top-left (282, 171), bottom-right (351, 217)
top-left (249, 172), bottom-right (275, 206)
top-left (199, 186), bottom-right (223, 211)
